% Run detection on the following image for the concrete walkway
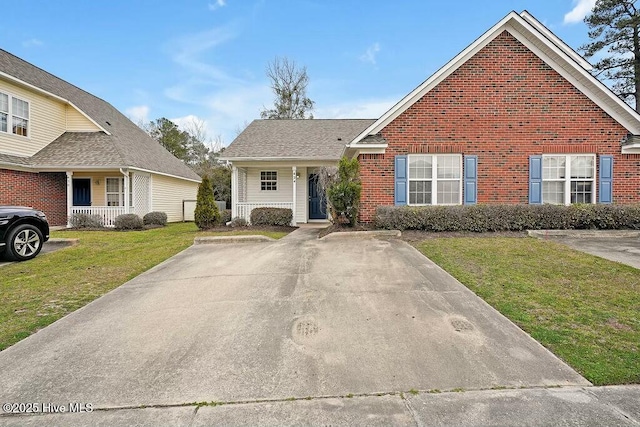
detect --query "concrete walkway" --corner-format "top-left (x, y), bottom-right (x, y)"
top-left (1, 226), bottom-right (631, 426)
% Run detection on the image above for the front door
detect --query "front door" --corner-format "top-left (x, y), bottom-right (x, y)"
top-left (72, 178), bottom-right (91, 206)
top-left (308, 174), bottom-right (326, 220)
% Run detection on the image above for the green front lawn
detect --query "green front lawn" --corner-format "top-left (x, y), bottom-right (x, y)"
top-left (417, 237), bottom-right (640, 385)
top-left (0, 222), bottom-right (290, 351)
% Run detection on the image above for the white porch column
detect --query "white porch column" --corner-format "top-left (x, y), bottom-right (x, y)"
top-left (122, 169), bottom-right (130, 214)
top-left (231, 165), bottom-right (238, 219)
top-left (292, 166), bottom-right (297, 226)
top-left (66, 171), bottom-right (73, 228)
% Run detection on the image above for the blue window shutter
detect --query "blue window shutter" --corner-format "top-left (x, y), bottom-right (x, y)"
top-left (464, 155), bottom-right (478, 205)
top-left (395, 155), bottom-right (407, 206)
top-left (529, 155), bottom-right (542, 204)
top-left (599, 155), bottom-right (613, 204)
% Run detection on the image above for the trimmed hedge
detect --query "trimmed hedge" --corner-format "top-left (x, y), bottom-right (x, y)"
top-left (220, 209), bottom-right (232, 224)
top-left (114, 213), bottom-right (144, 230)
top-left (230, 217), bottom-right (248, 227)
top-left (250, 207), bottom-right (293, 226)
top-left (69, 213), bottom-right (104, 229)
top-left (143, 211), bottom-right (168, 226)
top-left (375, 204), bottom-right (640, 232)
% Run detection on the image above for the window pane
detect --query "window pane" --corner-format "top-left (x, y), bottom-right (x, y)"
top-left (12, 98), bottom-right (28, 119)
top-left (543, 156), bottom-right (565, 179)
top-left (543, 181), bottom-right (564, 204)
top-left (437, 156), bottom-right (461, 179)
top-left (0, 93), bottom-right (7, 113)
top-left (0, 113), bottom-right (6, 133)
top-left (106, 178), bottom-right (120, 193)
top-left (107, 194), bottom-right (120, 207)
top-left (571, 156), bottom-right (593, 179)
top-left (571, 181), bottom-right (592, 204)
top-left (12, 117), bottom-right (28, 136)
top-left (437, 181), bottom-right (460, 204)
top-left (409, 155), bottom-right (432, 180)
top-left (409, 180), bottom-right (431, 204)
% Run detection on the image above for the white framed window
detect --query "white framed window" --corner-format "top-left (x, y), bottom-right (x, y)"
top-left (260, 171), bottom-right (277, 191)
top-left (0, 91), bottom-right (29, 137)
top-left (408, 154), bottom-right (462, 205)
top-left (105, 176), bottom-right (134, 207)
top-left (542, 155), bottom-right (595, 204)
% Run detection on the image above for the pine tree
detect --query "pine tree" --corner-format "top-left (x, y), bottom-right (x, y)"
top-left (194, 175), bottom-right (220, 229)
top-left (581, 0), bottom-right (640, 111)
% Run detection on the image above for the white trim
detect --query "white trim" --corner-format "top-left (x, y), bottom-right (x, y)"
top-left (260, 170), bottom-right (278, 191)
top-left (292, 166), bottom-right (297, 227)
top-left (231, 166), bottom-right (238, 219)
top-left (128, 167), bottom-right (201, 183)
top-left (519, 11), bottom-right (592, 70)
top-left (0, 89), bottom-right (31, 139)
top-left (0, 70), bottom-right (111, 135)
top-left (353, 147), bottom-right (387, 155)
top-left (407, 154), bottom-right (463, 206)
top-left (66, 171), bottom-right (73, 227)
top-left (220, 156), bottom-right (341, 162)
top-left (541, 154), bottom-right (596, 205)
top-left (349, 11), bottom-right (640, 147)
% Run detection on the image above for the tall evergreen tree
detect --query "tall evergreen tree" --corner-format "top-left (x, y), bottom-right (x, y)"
top-left (581, 0), bottom-right (640, 111)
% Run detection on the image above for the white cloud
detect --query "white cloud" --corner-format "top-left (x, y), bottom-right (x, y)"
top-left (22, 38), bottom-right (43, 48)
top-left (315, 97), bottom-right (397, 119)
top-left (208, 0), bottom-right (226, 11)
top-left (564, 0), bottom-right (596, 24)
top-left (164, 26), bottom-right (272, 144)
top-left (125, 105), bottom-right (149, 124)
top-left (359, 43), bottom-right (381, 65)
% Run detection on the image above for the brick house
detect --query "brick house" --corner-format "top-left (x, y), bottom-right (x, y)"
top-left (223, 11), bottom-right (640, 224)
top-left (0, 49), bottom-right (200, 226)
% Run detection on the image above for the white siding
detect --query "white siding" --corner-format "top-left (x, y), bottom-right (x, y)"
top-left (296, 167), bottom-right (307, 223)
top-left (66, 105), bottom-right (100, 131)
top-left (151, 173), bottom-right (199, 222)
top-left (0, 79), bottom-right (66, 157)
top-left (246, 168), bottom-right (294, 204)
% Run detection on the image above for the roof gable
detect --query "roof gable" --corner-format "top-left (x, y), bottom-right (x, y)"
top-left (0, 49), bottom-right (200, 181)
top-left (349, 11), bottom-right (640, 147)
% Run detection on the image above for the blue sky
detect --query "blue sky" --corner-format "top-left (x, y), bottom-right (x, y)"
top-left (1, 0), bottom-right (596, 145)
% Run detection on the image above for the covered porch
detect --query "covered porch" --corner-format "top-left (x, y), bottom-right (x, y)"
top-left (66, 169), bottom-right (152, 227)
top-left (230, 162), bottom-right (333, 225)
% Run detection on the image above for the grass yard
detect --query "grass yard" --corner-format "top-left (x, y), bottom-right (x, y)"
top-left (0, 222), bottom-right (290, 351)
top-left (417, 237), bottom-right (640, 385)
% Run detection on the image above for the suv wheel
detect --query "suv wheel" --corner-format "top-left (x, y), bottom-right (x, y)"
top-left (6, 224), bottom-right (44, 261)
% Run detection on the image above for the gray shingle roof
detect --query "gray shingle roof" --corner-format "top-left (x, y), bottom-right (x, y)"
top-left (0, 49), bottom-right (200, 181)
top-left (359, 134), bottom-right (387, 144)
top-left (0, 152), bottom-right (31, 166)
top-left (222, 119), bottom-right (376, 160)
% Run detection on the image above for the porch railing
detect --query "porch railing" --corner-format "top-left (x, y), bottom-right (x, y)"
top-left (70, 206), bottom-right (127, 227)
top-left (236, 202), bottom-right (294, 224)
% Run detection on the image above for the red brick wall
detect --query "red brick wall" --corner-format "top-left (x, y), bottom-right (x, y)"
top-left (359, 31), bottom-right (640, 222)
top-left (0, 169), bottom-right (67, 226)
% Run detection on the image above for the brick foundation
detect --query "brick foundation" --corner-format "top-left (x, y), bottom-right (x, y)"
top-left (359, 31), bottom-right (640, 223)
top-left (1, 169), bottom-right (67, 226)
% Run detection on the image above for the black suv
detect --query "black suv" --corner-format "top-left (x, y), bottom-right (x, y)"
top-left (0, 206), bottom-right (50, 261)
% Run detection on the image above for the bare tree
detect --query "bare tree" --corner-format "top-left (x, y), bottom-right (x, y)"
top-left (260, 57), bottom-right (314, 119)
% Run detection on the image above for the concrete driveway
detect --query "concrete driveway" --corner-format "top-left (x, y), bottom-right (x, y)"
top-left (0, 228), bottom-right (588, 424)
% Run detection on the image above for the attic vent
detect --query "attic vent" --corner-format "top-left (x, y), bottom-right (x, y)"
top-left (337, 137), bottom-right (342, 141)
top-left (105, 121), bottom-right (111, 126)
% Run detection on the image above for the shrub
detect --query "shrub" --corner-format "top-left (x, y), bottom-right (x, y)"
top-left (374, 204), bottom-right (640, 232)
top-left (250, 207), bottom-right (293, 226)
top-left (69, 213), bottom-right (104, 229)
top-left (230, 217), bottom-right (248, 227)
top-left (143, 211), bottom-right (168, 226)
top-left (114, 213), bottom-right (144, 230)
top-left (326, 157), bottom-right (362, 226)
top-left (194, 175), bottom-right (220, 229)
top-left (220, 209), bottom-right (232, 224)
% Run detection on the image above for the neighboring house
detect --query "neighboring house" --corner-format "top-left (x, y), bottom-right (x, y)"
top-left (0, 49), bottom-right (200, 226)
top-left (223, 11), bottom-right (640, 224)
top-left (220, 119), bottom-right (374, 223)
